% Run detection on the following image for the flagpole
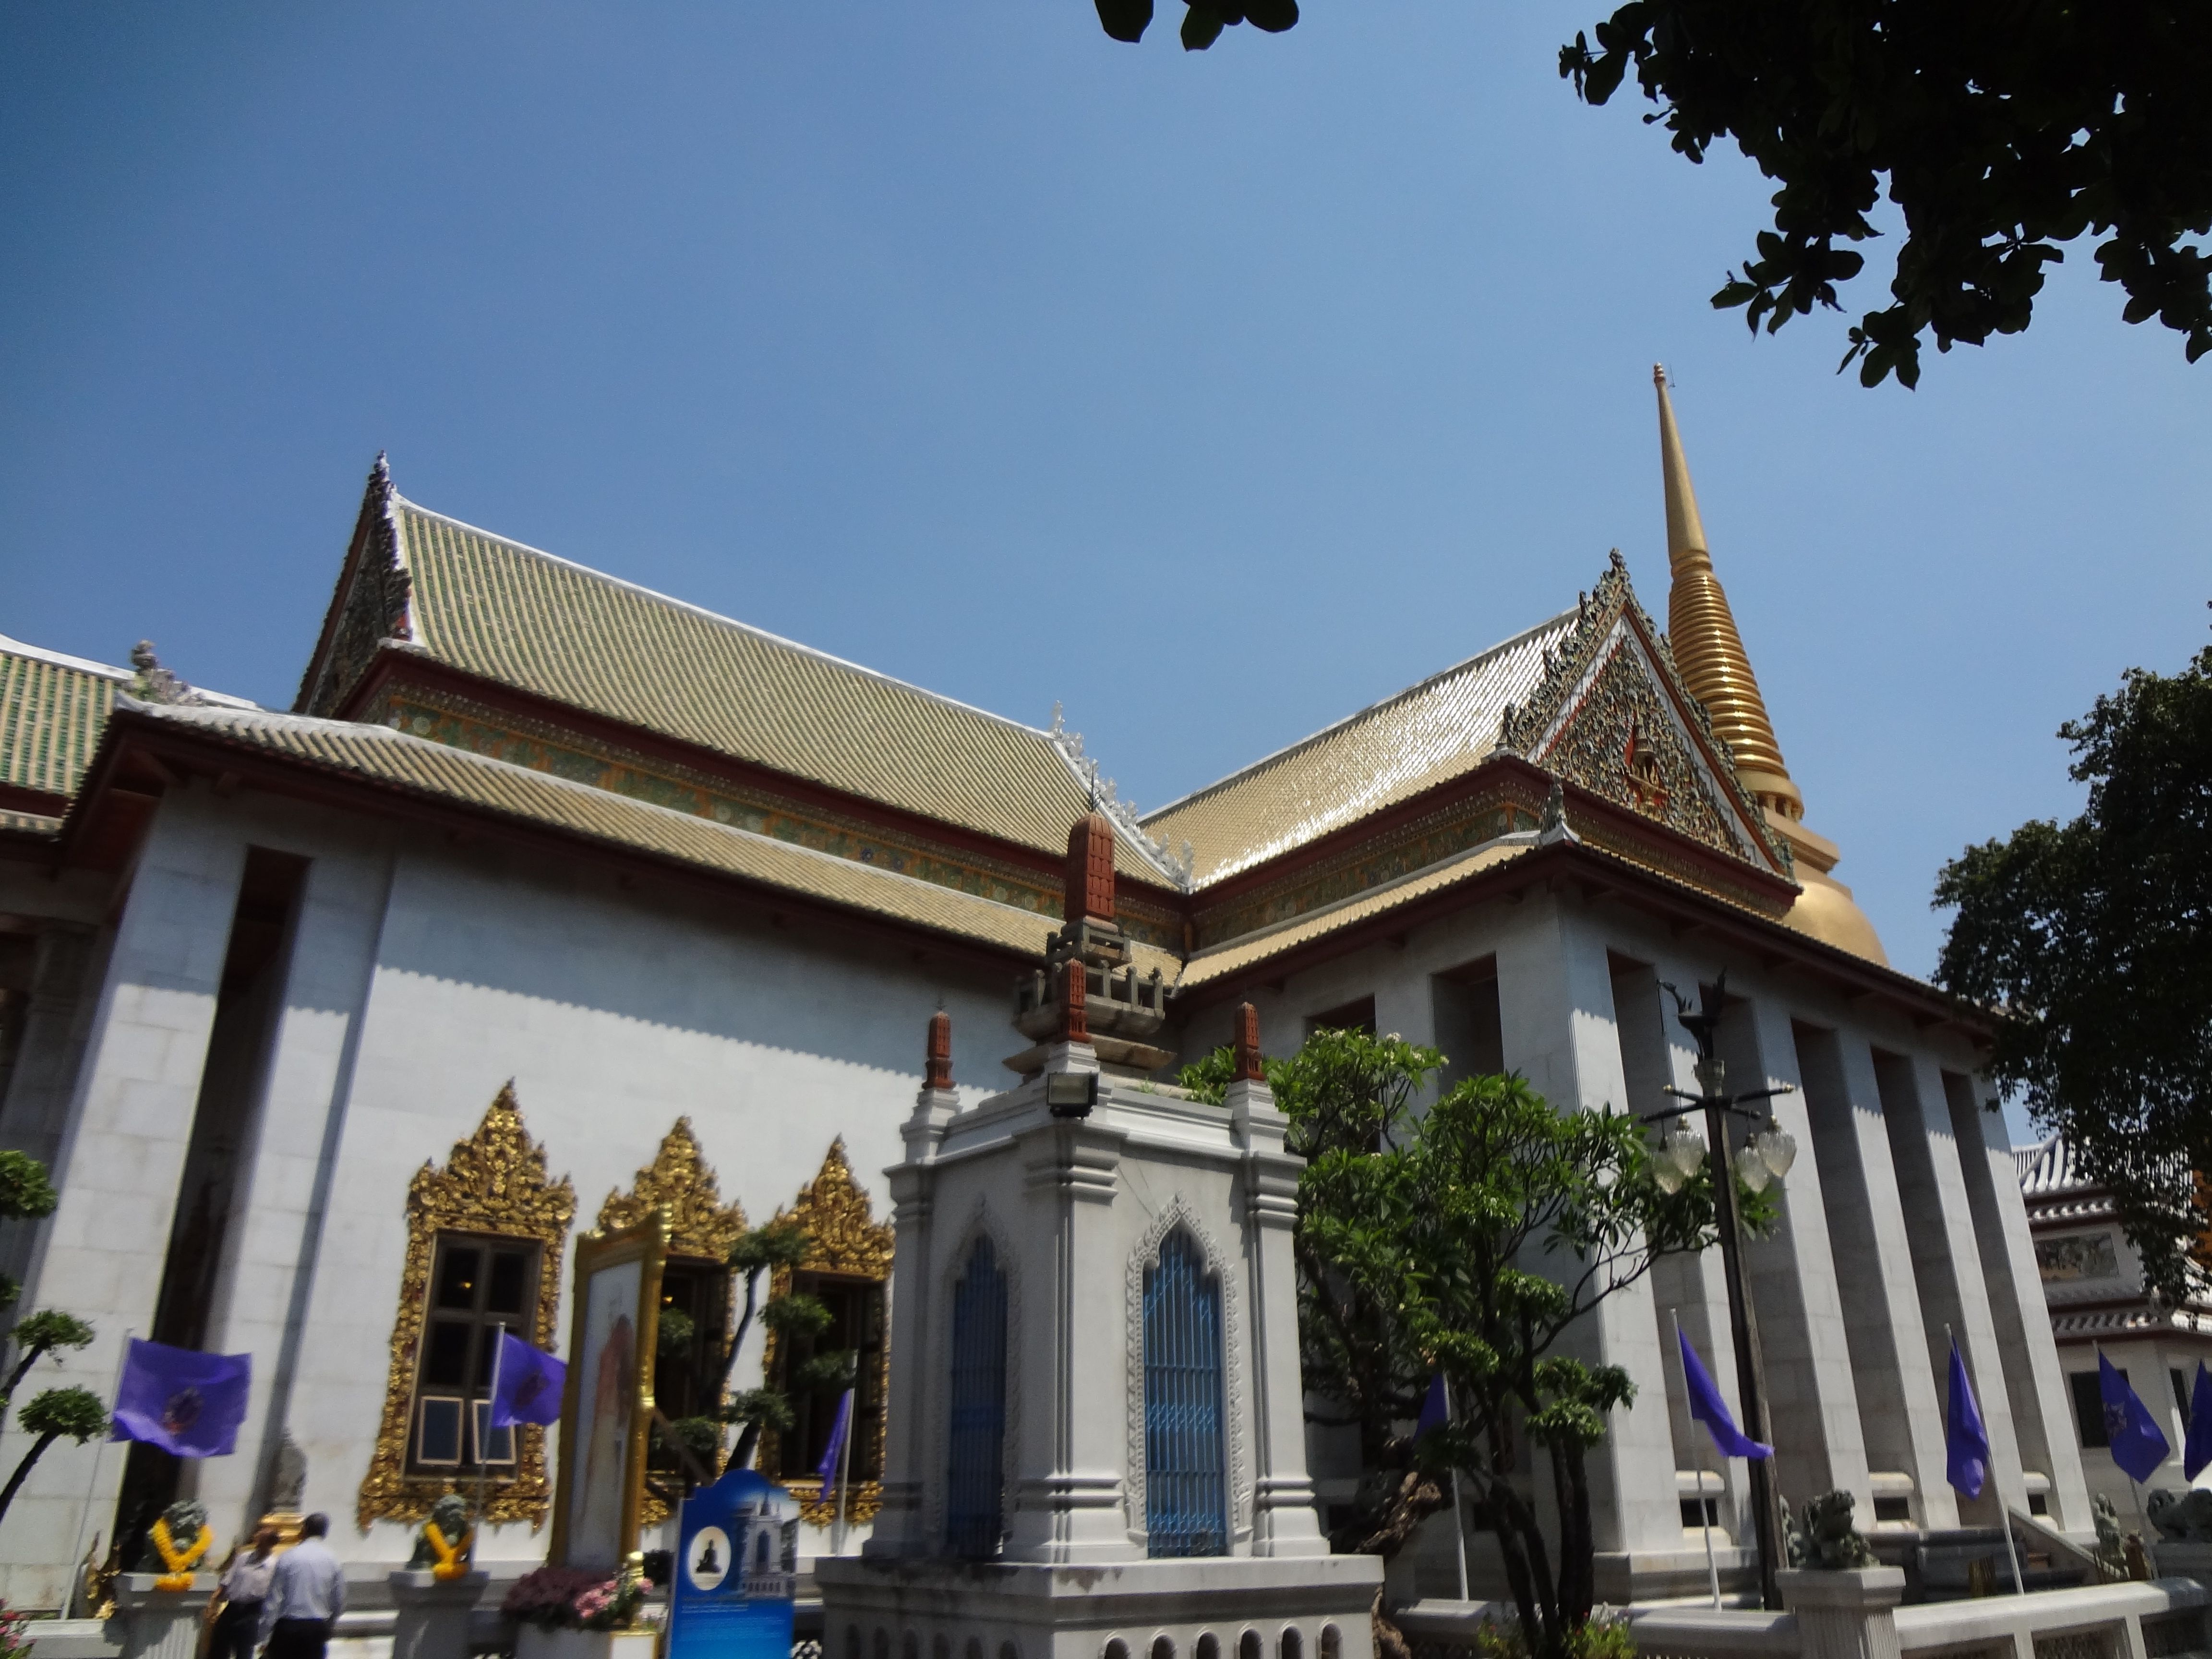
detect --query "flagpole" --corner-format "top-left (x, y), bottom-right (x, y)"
top-left (1951, 1324), bottom-right (2024, 1596)
top-left (477, 1322), bottom-right (504, 1551)
top-left (830, 1389), bottom-right (854, 1557)
top-left (1445, 1379), bottom-right (1470, 1602)
top-left (1676, 1312), bottom-right (1721, 1610)
top-left (64, 1329), bottom-right (133, 1619)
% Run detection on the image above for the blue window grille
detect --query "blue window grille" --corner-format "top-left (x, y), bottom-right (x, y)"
top-left (1143, 1228), bottom-right (1228, 1556)
top-left (945, 1236), bottom-right (1009, 1557)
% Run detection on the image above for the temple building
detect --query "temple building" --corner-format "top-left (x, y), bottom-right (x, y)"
top-left (0, 371), bottom-right (2086, 1610)
top-left (2015, 1135), bottom-right (2212, 1518)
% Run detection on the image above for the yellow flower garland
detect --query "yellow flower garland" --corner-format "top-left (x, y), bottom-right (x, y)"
top-left (424, 1521), bottom-right (473, 1582)
top-left (151, 1518), bottom-right (209, 1592)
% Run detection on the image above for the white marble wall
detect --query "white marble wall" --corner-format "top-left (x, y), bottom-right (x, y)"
top-left (0, 783), bottom-right (1012, 1606)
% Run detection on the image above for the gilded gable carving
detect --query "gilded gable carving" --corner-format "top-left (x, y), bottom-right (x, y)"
top-left (1539, 644), bottom-right (1743, 857)
top-left (356, 1083), bottom-right (575, 1530)
top-left (597, 1118), bottom-right (746, 1263)
top-left (757, 1138), bottom-right (894, 1526)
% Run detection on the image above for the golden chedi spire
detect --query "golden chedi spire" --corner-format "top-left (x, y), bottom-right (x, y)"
top-left (1653, 365), bottom-right (1887, 966)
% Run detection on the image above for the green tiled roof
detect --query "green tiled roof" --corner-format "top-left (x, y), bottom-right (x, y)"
top-left (123, 699), bottom-right (1186, 979)
top-left (0, 637), bottom-right (124, 801)
top-left (389, 499), bottom-right (1177, 883)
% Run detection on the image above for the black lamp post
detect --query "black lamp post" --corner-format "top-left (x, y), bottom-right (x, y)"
top-left (1644, 974), bottom-right (1798, 1612)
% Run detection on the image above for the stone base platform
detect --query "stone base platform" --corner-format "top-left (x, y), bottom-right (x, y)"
top-left (817, 1555), bottom-right (1385, 1659)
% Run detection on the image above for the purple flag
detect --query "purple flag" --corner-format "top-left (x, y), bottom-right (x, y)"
top-left (2099, 1353), bottom-right (2171, 1483)
top-left (1679, 1327), bottom-right (1771, 1461)
top-left (109, 1337), bottom-right (250, 1458)
top-left (2186, 1362), bottom-right (2212, 1482)
top-left (816, 1389), bottom-right (854, 1485)
top-left (489, 1331), bottom-right (565, 1428)
top-left (1946, 1339), bottom-right (1991, 1499)
top-left (1416, 1373), bottom-right (1449, 1440)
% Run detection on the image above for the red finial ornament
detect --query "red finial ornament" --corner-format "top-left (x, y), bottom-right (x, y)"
top-left (1233, 1002), bottom-right (1265, 1082)
top-left (1065, 812), bottom-right (1117, 925)
top-left (1060, 957), bottom-right (1089, 1045)
top-left (926, 1008), bottom-right (953, 1091)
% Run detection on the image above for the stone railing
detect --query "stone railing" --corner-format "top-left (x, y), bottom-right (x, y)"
top-left (1396, 1570), bottom-right (2212, 1659)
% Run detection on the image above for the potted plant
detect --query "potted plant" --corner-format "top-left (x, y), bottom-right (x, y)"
top-left (503, 1564), bottom-right (652, 1659)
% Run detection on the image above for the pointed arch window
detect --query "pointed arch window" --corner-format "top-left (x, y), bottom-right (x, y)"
top-left (944, 1236), bottom-right (1009, 1558)
top-left (1142, 1228), bottom-right (1227, 1557)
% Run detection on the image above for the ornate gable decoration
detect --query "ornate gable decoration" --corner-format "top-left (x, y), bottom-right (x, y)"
top-left (302, 455), bottom-right (413, 717)
top-left (597, 1118), bottom-right (747, 1263)
top-left (757, 1138), bottom-right (895, 1526)
top-left (777, 1137), bottom-right (894, 1279)
top-left (1499, 553), bottom-right (1789, 875)
top-left (357, 1082), bottom-right (577, 1529)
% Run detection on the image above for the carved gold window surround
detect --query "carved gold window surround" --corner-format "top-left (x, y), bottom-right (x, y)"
top-left (356, 1084), bottom-right (576, 1530)
top-left (596, 1119), bottom-right (747, 1524)
top-left (757, 1138), bottom-right (895, 1528)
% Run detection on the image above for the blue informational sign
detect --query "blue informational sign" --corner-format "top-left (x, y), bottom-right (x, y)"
top-left (669, 1467), bottom-right (800, 1659)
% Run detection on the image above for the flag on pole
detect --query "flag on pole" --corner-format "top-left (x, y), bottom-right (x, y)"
top-left (2186, 1361), bottom-right (2212, 1482)
top-left (1945, 1338), bottom-right (1991, 1499)
top-left (109, 1338), bottom-right (251, 1457)
top-left (488, 1331), bottom-right (566, 1428)
top-left (2099, 1353), bottom-right (2172, 1483)
top-left (1678, 1327), bottom-right (1771, 1460)
top-left (816, 1389), bottom-right (854, 1486)
top-left (1416, 1373), bottom-right (1450, 1440)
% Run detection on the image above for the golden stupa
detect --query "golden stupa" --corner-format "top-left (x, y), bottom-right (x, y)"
top-left (1653, 366), bottom-right (1887, 966)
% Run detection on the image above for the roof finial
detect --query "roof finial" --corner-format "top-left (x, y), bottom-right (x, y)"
top-left (1652, 366), bottom-right (1796, 818)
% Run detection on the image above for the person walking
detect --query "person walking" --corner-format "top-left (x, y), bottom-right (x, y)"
top-left (209, 1527), bottom-right (281, 1659)
top-left (259, 1514), bottom-right (345, 1659)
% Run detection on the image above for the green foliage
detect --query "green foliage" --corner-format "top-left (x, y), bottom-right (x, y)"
top-left (1936, 630), bottom-right (2212, 1302)
top-left (761, 1293), bottom-right (831, 1339)
top-left (0, 1153), bottom-right (56, 1224)
top-left (1560, 1), bottom-right (2212, 386)
top-left (727, 1219), bottom-right (810, 1277)
top-left (1092, 0), bottom-right (1297, 51)
top-left (17, 1385), bottom-right (106, 1443)
top-left (1469, 1608), bottom-right (1633, 1659)
top-left (5, 1309), bottom-right (97, 1407)
top-left (658, 1414), bottom-right (724, 1473)
top-left (1186, 1026), bottom-right (1733, 1659)
top-left (655, 1308), bottom-right (696, 1361)
top-left (718, 1387), bottom-right (794, 1434)
top-left (718, 1219), bottom-right (828, 1470)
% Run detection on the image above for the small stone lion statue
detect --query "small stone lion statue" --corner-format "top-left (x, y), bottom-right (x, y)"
top-left (2147, 1488), bottom-right (2212, 1542)
top-left (406, 1493), bottom-right (475, 1579)
top-left (149, 1499), bottom-right (211, 1589)
top-left (1786, 1490), bottom-right (1877, 1570)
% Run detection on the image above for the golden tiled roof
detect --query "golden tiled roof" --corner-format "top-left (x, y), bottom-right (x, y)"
top-left (1141, 611), bottom-right (1578, 887)
top-left (122, 700), bottom-right (1183, 976)
top-left (1179, 838), bottom-right (1534, 986)
top-left (0, 636), bottom-right (125, 801)
top-left (389, 500), bottom-right (1175, 883)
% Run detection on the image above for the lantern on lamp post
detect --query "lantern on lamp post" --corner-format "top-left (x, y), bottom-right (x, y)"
top-left (1645, 974), bottom-right (1796, 1612)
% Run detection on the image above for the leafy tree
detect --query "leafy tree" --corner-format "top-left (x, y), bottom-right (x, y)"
top-left (697, 1219), bottom-right (847, 1475)
top-left (1185, 1031), bottom-right (1747, 1659)
top-left (0, 1153), bottom-right (104, 1528)
top-left (1088, 2), bottom-right (2212, 389)
top-left (1936, 625), bottom-right (2212, 1303)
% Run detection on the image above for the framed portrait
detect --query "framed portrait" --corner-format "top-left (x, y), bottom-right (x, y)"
top-left (551, 1208), bottom-right (670, 1569)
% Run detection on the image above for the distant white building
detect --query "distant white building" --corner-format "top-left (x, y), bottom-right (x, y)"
top-left (2015, 1135), bottom-right (2212, 1517)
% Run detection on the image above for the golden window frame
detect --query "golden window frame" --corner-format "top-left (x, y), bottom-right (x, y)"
top-left (595, 1118), bottom-right (747, 1524)
top-left (756, 1137), bottom-right (895, 1527)
top-left (356, 1083), bottom-right (576, 1530)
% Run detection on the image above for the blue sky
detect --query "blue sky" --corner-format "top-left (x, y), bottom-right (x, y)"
top-left (3, 3), bottom-right (2205, 1137)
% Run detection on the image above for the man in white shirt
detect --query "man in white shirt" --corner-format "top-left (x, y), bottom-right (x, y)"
top-left (260, 1513), bottom-right (346, 1659)
top-left (210, 1527), bottom-right (280, 1659)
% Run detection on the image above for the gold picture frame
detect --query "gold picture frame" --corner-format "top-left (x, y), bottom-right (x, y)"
top-left (550, 1208), bottom-right (669, 1570)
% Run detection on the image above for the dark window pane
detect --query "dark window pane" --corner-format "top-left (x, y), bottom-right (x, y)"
top-left (473, 1402), bottom-right (516, 1467)
top-left (417, 1396), bottom-right (464, 1464)
top-left (2173, 1369), bottom-right (2189, 1414)
top-left (436, 1248), bottom-right (482, 1310)
top-left (2072, 1371), bottom-right (2109, 1448)
top-left (424, 1320), bottom-right (472, 1387)
top-left (487, 1251), bottom-right (529, 1317)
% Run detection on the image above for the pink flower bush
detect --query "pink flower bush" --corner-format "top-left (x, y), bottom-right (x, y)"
top-left (501, 1566), bottom-right (640, 1632)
